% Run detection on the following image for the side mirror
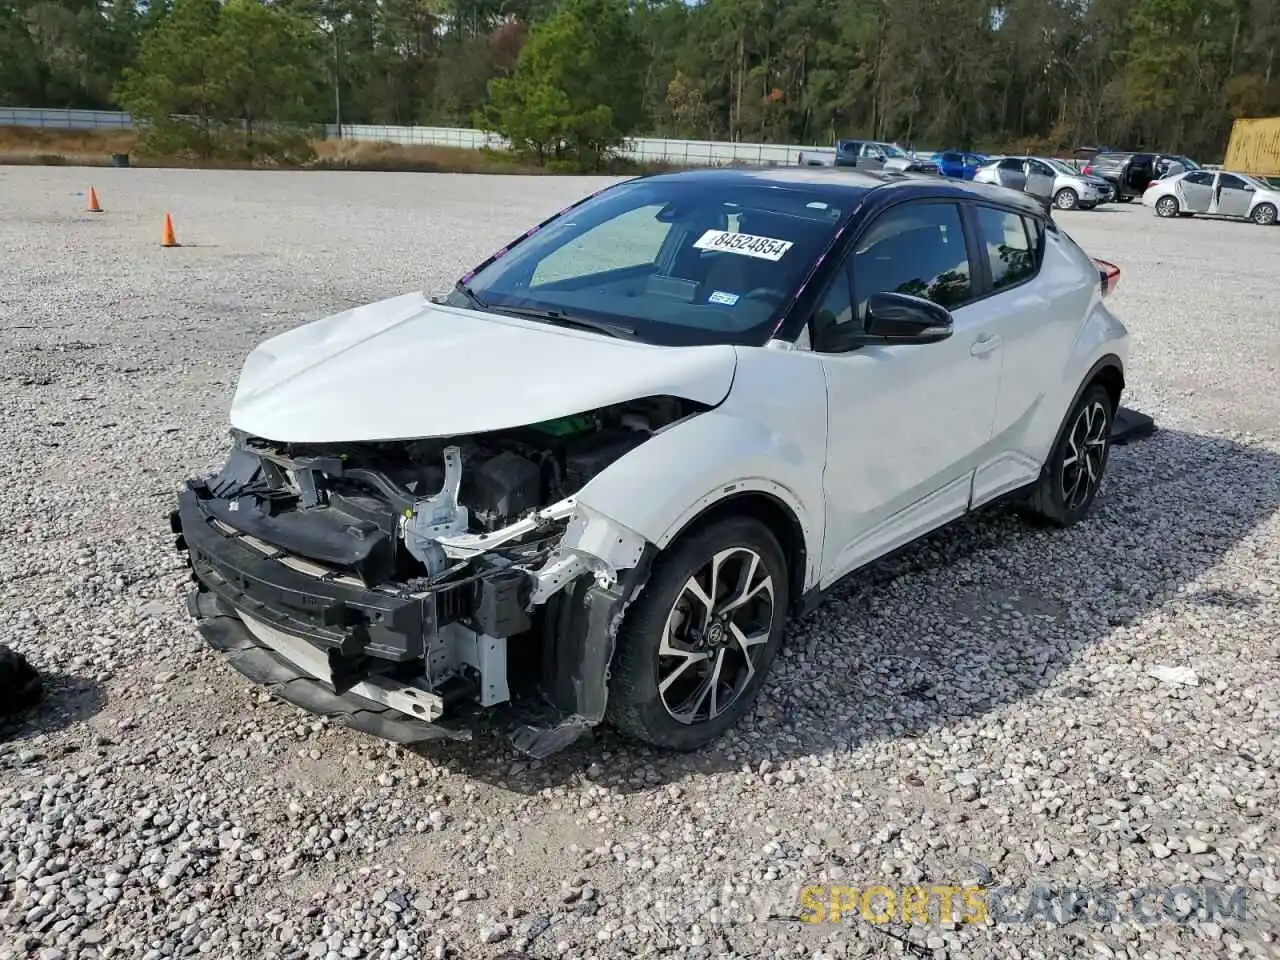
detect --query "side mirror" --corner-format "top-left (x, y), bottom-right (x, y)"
top-left (814, 292), bottom-right (954, 353)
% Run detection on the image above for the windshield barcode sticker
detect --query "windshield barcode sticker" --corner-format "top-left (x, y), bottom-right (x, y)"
top-left (694, 229), bottom-right (793, 261)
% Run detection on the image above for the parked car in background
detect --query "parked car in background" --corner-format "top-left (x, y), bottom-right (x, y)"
top-left (1082, 152), bottom-right (1159, 202)
top-left (1143, 169), bottom-right (1280, 224)
top-left (1040, 157), bottom-right (1116, 204)
top-left (1154, 154), bottom-right (1200, 179)
top-left (974, 156), bottom-right (1108, 210)
top-left (936, 151), bottom-right (988, 179)
top-left (799, 140), bottom-right (936, 173)
top-left (797, 140), bottom-right (861, 168)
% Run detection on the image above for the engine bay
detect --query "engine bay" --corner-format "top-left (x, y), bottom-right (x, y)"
top-left (206, 395), bottom-right (702, 592)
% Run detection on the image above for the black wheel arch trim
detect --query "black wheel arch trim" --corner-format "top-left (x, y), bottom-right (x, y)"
top-left (654, 490), bottom-right (810, 619)
top-left (1038, 354), bottom-right (1125, 482)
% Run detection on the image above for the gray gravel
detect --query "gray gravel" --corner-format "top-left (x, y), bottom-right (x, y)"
top-left (1, 167), bottom-right (1279, 960)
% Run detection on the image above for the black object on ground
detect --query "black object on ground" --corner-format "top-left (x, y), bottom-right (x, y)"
top-left (0, 645), bottom-right (43, 717)
top-left (1111, 406), bottom-right (1157, 446)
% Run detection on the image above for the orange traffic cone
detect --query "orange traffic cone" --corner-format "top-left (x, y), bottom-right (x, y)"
top-left (161, 212), bottom-right (179, 248)
top-left (86, 187), bottom-right (103, 213)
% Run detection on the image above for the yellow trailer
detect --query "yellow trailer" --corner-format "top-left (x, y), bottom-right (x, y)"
top-left (1222, 117), bottom-right (1280, 176)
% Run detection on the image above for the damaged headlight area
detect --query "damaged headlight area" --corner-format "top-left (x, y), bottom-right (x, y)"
top-left (172, 396), bottom-right (700, 756)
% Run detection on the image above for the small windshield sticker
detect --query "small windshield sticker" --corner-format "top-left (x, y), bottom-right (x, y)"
top-left (708, 290), bottom-right (740, 306)
top-left (694, 229), bottom-right (793, 261)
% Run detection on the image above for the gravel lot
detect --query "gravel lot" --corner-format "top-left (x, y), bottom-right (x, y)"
top-left (1, 166), bottom-right (1278, 960)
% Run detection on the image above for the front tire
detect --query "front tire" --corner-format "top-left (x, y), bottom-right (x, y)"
top-left (1155, 195), bottom-right (1180, 217)
top-left (606, 516), bottom-right (789, 750)
top-left (1025, 384), bottom-right (1114, 528)
top-left (1054, 188), bottom-right (1079, 210)
top-left (1252, 203), bottom-right (1277, 225)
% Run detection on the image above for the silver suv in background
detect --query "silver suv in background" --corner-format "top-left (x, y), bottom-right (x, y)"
top-left (974, 156), bottom-right (1114, 210)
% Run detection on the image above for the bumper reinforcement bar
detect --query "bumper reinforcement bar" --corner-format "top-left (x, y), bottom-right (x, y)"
top-left (188, 589), bottom-right (472, 745)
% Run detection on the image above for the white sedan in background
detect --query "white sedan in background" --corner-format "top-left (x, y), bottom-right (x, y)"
top-left (1143, 169), bottom-right (1280, 225)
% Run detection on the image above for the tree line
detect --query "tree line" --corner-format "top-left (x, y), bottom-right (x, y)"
top-left (2, 0), bottom-right (1278, 166)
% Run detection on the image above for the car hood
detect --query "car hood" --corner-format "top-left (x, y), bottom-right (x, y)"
top-left (228, 292), bottom-right (739, 443)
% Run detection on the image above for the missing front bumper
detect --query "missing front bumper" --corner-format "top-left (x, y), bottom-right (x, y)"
top-left (173, 483), bottom-right (656, 757)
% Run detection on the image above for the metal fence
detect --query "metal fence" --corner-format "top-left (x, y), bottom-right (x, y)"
top-left (0, 106), bottom-right (134, 130)
top-left (320, 123), bottom-right (820, 166)
top-left (3, 106), bottom-right (823, 166)
top-left (0, 106), bottom-right (1231, 171)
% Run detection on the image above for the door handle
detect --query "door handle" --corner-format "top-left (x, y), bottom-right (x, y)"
top-left (970, 333), bottom-right (1002, 357)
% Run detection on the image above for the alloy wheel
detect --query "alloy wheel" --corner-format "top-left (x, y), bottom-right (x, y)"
top-left (1061, 400), bottom-right (1109, 511)
top-left (1253, 204), bottom-right (1277, 225)
top-left (1156, 196), bottom-right (1178, 217)
top-left (657, 547), bottom-right (776, 725)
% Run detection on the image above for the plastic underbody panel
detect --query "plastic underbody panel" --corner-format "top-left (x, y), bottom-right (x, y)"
top-left (187, 589), bottom-right (474, 744)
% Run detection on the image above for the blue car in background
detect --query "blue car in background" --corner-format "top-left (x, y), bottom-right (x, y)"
top-left (936, 150), bottom-right (987, 179)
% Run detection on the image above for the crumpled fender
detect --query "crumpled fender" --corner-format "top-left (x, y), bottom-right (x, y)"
top-left (566, 346), bottom-right (830, 594)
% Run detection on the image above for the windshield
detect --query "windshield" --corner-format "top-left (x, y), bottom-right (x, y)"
top-left (452, 178), bottom-right (851, 347)
top-left (1239, 173), bottom-right (1272, 190)
top-left (881, 143), bottom-right (909, 158)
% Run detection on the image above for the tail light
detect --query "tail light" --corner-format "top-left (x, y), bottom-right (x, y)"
top-left (1095, 258), bottom-right (1120, 297)
top-left (1082, 165), bottom-right (1094, 176)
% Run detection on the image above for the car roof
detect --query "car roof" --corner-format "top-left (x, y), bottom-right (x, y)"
top-left (634, 166), bottom-right (1051, 219)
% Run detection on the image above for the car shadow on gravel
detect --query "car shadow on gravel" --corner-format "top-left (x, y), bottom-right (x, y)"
top-left (414, 427), bottom-right (1280, 792)
top-left (0, 672), bottom-right (107, 745)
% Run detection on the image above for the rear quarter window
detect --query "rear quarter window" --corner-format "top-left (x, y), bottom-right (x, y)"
top-left (973, 206), bottom-right (1036, 290)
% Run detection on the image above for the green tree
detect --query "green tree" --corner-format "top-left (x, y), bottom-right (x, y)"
top-left (480, 0), bottom-right (644, 168)
top-left (211, 0), bottom-right (316, 139)
top-left (114, 0), bottom-right (223, 152)
top-left (115, 0), bottom-right (318, 159)
top-left (6, 0), bottom-right (1280, 163)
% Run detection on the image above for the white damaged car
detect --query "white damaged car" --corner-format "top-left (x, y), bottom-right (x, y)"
top-left (173, 168), bottom-right (1131, 757)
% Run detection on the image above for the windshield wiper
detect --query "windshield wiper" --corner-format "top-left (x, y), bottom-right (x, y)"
top-left (452, 281), bottom-right (489, 310)
top-left (487, 305), bottom-right (636, 339)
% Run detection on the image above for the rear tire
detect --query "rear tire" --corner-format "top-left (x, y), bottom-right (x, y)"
top-left (606, 516), bottom-right (789, 750)
top-left (1025, 384), bottom-right (1114, 528)
top-left (1155, 195), bottom-right (1180, 218)
top-left (1252, 203), bottom-right (1277, 225)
